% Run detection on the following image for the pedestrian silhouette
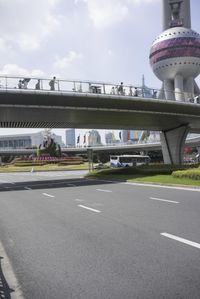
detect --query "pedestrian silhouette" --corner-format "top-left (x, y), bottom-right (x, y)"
top-left (49, 76), bottom-right (56, 91)
top-left (118, 82), bottom-right (124, 95)
top-left (18, 80), bottom-right (23, 89)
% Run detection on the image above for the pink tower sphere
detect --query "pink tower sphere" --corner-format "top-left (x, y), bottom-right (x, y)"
top-left (149, 26), bottom-right (200, 81)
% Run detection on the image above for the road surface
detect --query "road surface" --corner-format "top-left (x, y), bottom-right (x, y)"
top-left (0, 171), bottom-right (200, 298)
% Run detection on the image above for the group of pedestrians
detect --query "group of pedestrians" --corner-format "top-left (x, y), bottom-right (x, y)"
top-left (17, 76), bottom-right (57, 91)
top-left (18, 78), bottom-right (31, 89)
top-left (110, 83), bottom-right (139, 96)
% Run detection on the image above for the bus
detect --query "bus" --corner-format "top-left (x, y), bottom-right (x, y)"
top-left (110, 154), bottom-right (150, 168)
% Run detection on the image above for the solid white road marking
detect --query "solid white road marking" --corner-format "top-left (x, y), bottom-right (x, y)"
top-left (0, 241), bottom-right (25, 299)
top-left (124, 182), bottom-right (200, 192)
top-left (161, 233), bottom-right (200, 249)
top-left (42, 193), bottom-right (55, 198)
top-left (24, 187), bottom-right (32, 190)
top-left (150, 197), bottom-right (179, 204)
top-left (96, 188), bottom-right (112, 193)
top-left (78, 205), bottom-right (101, 213)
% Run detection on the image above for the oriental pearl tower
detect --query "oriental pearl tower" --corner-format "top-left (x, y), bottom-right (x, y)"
top-left (149, 0), bottom-right (200, 101)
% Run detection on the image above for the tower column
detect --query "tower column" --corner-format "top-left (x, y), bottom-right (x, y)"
top-left (185, 76), bottom-right (194, 101)
top-left (160, 125), bottom-right (189, 164)
top-left (164, 79), bottom-right (174, 100)
top-left (174, 74), bottom-right (184, 101)
top-left (182, 0), bottom-right (191, 28)
top-left (162, 0), bottom-right (171, 30)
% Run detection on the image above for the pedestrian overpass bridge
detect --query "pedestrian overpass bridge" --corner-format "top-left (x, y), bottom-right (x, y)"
top-left (0, 75), bottom-right (200, 164)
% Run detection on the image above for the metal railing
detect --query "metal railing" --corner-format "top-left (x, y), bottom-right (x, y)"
top-left (0, 74), bottom-right (199, 104)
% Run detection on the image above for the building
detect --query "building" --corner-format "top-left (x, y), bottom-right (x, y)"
top-left (65, 129), bottom-right (76, 147)
top-left (105, 131), bottom-right (120, 144)
top-left (88, 130), bottom-right (101, 146)
top-left (150, 0), bottom-right (200, 101)
top-left (0, 131), bottom-right (63, 149)
top-left (149, 0), bottom-right (200, 164)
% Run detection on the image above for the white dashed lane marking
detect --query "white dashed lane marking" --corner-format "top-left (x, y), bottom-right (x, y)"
top-left (78, 205), bottom-right (101, 213)
top-left (161, 233), bottom-right (200, 249)
top-left (150, 197), bottom-right (179, 204)
top-left (42, 193), bottom-right (55, 198)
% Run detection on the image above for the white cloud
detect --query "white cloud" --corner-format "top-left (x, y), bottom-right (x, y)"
top-left (81, 0), bottom-right (129, 29)
top-left (54, 51), bottom-right (83, 70)
top-left (75, 0), bottom-right (159, 29)
top-left (0, 64), bottom-right (45, 77)
top-left (0, 0), bottom-right (61, 51)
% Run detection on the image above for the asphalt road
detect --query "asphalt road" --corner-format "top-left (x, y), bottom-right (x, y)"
top-left (0, 171), bottom-right (200, 299)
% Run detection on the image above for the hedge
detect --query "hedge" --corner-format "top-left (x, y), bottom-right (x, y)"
top-left (172, 167), bottom-right (200, 180)
top-left (88, 164), bottom-right (189, 177)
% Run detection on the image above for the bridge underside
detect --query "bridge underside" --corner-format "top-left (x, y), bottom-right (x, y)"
top-left (0, 90), bottom-right (200, 130)
top-left (0, 104), bottom-right (200, 133)
top-left (0, 90), bottom-right (200, 164)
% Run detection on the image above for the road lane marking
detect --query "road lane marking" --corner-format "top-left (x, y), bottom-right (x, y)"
top-left (0, 241), bottom-right (25, 299)
top-left (42, 193), bottom-right (55, 198)
top-left (96, 188), bottom-right (112, 193)
top-left (124, 182), bottom-right (200, 192)
top-left (161, 233), bottom-right (200, 249)
top-left (150, 197), bottom-right (179, 204)
top-left (24, 187), bottom-right (32, 190)
top-left (78, 205), bottom-right (101, 213)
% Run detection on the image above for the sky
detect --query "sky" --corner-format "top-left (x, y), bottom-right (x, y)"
top-left (0, 0), bottom-right (200, 144)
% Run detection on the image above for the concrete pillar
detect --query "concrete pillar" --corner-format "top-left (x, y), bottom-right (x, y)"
top-left (174, 74), bottom-right (184, 101)
top-left (185, 76), bottom-right (194, 101)
top-left (157, 83), bottom-right (164, 100)
top-left (182, 0), bottom-right (191, 28)
top-left (164, 79), bottom-right (174, 100)
top-left (160, 125), bottom-right (189, 164)
top-left (162, 0), bottom-right (171, 30)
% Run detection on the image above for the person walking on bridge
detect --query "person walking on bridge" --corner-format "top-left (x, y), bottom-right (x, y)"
top-left (49, 76), bottom-right (57, 91)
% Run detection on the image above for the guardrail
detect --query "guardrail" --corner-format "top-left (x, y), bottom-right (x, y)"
top-left (0, 74), bottom-right (199, 104)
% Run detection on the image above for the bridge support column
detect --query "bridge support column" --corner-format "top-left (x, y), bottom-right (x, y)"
top-left (160, 125), bottom-right (189, 164)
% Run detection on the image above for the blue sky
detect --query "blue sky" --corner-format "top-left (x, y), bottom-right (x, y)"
top-left (0, 0), bottom-right (200, 143)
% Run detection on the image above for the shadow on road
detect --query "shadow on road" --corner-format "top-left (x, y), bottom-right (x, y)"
top-left (0, 257), bottom-right (14, 299)
top-left (0, 177), bottom-right (119, 192)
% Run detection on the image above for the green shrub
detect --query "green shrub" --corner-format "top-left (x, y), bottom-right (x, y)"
top-left (172, 168), bottom-right (200, 180)
top-left (87, 164), bottom-right (187, 177)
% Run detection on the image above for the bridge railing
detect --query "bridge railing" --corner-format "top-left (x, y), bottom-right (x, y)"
top-left (0, 74), bottom-right (199, 104)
